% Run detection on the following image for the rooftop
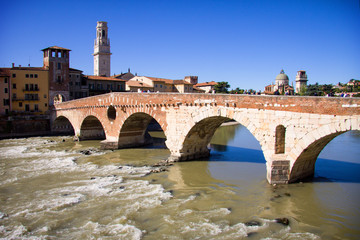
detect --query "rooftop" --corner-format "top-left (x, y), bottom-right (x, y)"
top-left (194, 81), bottom-right (218, 87)
top-left (84, 75), bottom-right (126, 82)
top-left (41, 46), bottom-right (71, 51)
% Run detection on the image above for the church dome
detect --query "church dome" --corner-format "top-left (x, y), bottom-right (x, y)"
top-left (275, 69), bottom-right (289, 81)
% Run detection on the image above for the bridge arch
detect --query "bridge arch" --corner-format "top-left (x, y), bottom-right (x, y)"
top-left (169, 107), bottom-right (264, 161)
top-left (80, 115), bottom-right (106, 140)
top-left (52, 115), bottom-right (75, 135)
top-left (118, 112), bottom-right (166, 148)
top-left (288, 120), bottom-right (360, 183)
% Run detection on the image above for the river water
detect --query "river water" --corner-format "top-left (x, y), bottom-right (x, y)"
top-left (0, 124), bottom-right (359, 239)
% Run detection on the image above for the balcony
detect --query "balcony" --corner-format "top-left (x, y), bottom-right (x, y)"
top-left (23, 87), bottom-right (40, 92)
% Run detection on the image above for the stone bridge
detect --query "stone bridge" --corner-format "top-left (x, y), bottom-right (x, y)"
top-left (51, 93), bottom-right (360, 184)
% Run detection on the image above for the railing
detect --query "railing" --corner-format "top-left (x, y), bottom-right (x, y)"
top-left (23, 88), bottom-right (40, 92)
top-left (12, 97), bottom-right (39, 101)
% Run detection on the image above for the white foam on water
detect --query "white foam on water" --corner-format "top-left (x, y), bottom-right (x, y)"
top-left (75, 221), bottom-right (143, 240)
top-left (181, 220), bottom-right (223, 236)
top-left (281, 232), bottom-right (321, 240)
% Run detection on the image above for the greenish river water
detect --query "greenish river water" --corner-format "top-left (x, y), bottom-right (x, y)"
top-left (0, 124), bottom-right (359, 239)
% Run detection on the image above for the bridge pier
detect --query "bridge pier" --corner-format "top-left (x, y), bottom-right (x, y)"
top-left (168, 148), bottom-right (211, 162)
top-left (266, 155), bottom-right (291, 184)
top-left (100, 140), bottom-right (119, 150)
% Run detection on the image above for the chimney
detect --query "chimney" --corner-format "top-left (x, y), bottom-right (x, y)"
top-left (12, 63), bottom-right (14, 68)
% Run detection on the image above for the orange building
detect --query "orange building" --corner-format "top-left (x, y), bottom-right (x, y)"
top-left (0, 68), bottom-right (11, 115)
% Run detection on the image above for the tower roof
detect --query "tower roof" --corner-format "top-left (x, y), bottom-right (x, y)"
top-left (41, 46), bottom-right (71, 52)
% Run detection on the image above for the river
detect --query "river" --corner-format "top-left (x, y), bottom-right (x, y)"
top-left (0, 124), bottom-right (359, 239)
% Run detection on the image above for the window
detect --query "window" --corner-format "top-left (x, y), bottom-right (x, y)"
top-left (57, 76), bottom-right (62, 83)
top-left (19, 102), bottom-right (22, 107)
top-left (44, 94), bottom-right (47, 98)
top-left (26, 74), bottom-right (29, 78)
top-left (12, 83), bottom-right (16, 89)
top-left (13, 93), bottom-right (16, 99)
top-left (30, 74), bottom-right (33, 78)
top-left (45, 103), bottom-right (47, 107)
top-left (4, 78), bottom-right (8, 83)
top-left (12, 74), bottom-right (16, 78)
top-left (34, 104), bottom-right (39, 111)
top-left (34, 74), bottom-right (38, 78)
top-left (52, 51), bottom-right (56, 57)
top-left (35, 84), bottom-right (38, 90)
top-left (25, 104), bottom-right (30, 112)
top-left (4, 88), bottom-right (8, 93)
top-left (58, 52), bottom-right (62, 58)
top-left (25, 84), bottom-right (29, 90)
top-left (57, 63), bottom-right (61, 70)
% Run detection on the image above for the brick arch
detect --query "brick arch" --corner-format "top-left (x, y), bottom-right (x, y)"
top-left (80, 108), bottom-right (109, 134)
top-left (118, 110), bottom-right (166, 148)
top-left (52, 115), bottom-right (75, 135)
top-left (288, 120), bottom-right (359, 183)
top-left (79, 114), bottom-right (106, 141)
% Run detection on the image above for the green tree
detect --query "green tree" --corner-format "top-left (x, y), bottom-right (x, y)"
top-left (214, 81), bottom-right (230, 93)
top-left (299, 85), bottom-right (307, 96)
top-left (230, 87), bottom-right (244, 94)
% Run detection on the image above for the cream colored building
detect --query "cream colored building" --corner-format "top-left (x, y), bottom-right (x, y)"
top-left (126, 76), bottom-right (196, 93)
top-left (194, 81), bottom-right (218, 93)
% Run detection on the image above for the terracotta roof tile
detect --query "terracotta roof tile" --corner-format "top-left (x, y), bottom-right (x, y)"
top-left (146, 77), bottom-right (193, 85)
top-left (85, 75), bottom-right (126, 82)
top-left (126, 80), bottom-right (152, 88)
top-left (194, 81), bottom-right (218, 87)
top-left (11, 67), bottom-right (47, 71)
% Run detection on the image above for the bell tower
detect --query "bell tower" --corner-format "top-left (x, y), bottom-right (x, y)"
top-left (295, 70), bottom-right (308, 94)
top-left (93, 21), bottom-right (111, 77)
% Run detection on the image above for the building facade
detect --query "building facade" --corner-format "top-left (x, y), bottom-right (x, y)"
top-left (69, 68), bottom-right (88, 100)
top-left (126, 76), bottom-right (197, 93)
top-left (93, 21), bottom-right (111, 77)
top-left (85, 75), bottom-right (125, 96)
top-left (0, 68), bottom-right (11, 115)
top-left (9, 66), bottom-right (49, 114)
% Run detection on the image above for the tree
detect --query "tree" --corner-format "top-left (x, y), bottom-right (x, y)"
top-left (230, 87), bottom-right (244, 94)
top-left (214, 82), bottom-right (230, 93)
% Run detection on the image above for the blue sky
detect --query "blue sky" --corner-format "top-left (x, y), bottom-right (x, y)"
top-left (1, 0), bottom-right (359, 91)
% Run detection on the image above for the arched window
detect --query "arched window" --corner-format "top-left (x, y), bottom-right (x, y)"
top-left (275, 125), bottom-right (286, 154)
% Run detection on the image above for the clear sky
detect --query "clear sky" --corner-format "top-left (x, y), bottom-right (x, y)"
top-left (1, 0), bottom-right (359, 91)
